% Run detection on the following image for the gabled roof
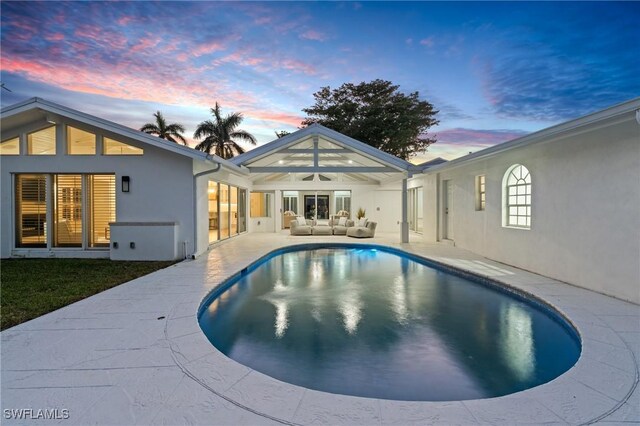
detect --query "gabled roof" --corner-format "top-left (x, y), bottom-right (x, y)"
top-left (231, 123), bottom-right (427, 174)
top-left (423, 97), bottom-right (640, 174)
top-left (0, 97), bottom-right (248, 175)
top-left (414, 157), bottom-right (447, 168)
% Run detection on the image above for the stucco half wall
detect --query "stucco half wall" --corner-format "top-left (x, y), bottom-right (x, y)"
top-left (421, 111), bottom-right (640, 304)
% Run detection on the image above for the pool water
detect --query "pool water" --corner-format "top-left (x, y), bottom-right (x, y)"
top-left (199, 247), bottom-right (580, 401)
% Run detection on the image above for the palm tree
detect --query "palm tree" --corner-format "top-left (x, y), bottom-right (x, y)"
top-left (193, 103), bottom-right (257, 159)
top-left (140, 111), bottom-right (187, 145)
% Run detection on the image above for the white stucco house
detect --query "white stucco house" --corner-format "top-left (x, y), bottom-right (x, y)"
top-left (1, 97), bottom-right (639, 304)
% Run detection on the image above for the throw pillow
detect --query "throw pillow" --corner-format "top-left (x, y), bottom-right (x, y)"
top-left (338, 217), bottom-right (347, 226)
top-left (358, 218), bottom-right (367, 227)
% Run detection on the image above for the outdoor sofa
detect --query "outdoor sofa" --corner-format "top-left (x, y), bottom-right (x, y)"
top-left (289, 217), bottom-right (376, 238)
top-left (346, 220), bottom-right (377, 238)
top-left (290, 218), bottom-right (313, 235)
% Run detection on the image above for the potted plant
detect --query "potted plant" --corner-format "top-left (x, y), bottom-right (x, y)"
top-left (356, 208), bottom-right (366, 219)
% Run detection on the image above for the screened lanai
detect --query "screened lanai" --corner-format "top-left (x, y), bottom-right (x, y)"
top-left (230, 124), bottom-right (429, 242)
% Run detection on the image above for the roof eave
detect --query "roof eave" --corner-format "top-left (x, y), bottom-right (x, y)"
top-left (1, 98), bottom-right (247, 175)
top-left (423, 97), bottom-right (640, 174)
top-left (232, 123), bottom-right (416, 173)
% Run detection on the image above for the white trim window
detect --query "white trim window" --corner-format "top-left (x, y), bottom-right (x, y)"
top-left (334, 191), bottom-right (351, 215)
top-left (503, 164), bottom-right (531, 229)
top-left (14, 173), bottom-right (115, 249)
top-left (250, 192), bottom-right (272, 218)
top-left (282, 192), bottom-right (298, 215)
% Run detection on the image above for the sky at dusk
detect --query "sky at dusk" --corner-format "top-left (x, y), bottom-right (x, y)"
top-left (1, 1), bottom-right (639, 161)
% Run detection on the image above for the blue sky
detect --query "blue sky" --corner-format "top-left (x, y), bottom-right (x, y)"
top-left (1, 1), bottom-right (638, 160)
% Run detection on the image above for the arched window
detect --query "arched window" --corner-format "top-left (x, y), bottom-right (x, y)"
top-left (503, 164), bottom-right (531, 229)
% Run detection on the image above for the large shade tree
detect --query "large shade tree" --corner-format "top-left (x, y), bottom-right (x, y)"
top-left (274, 130), bottom-right (291, 138)
top-left (302, 79), bottom-right (439, 160)
top-left (140, 111), bottom-right (187, 144)
top-left (193, 103), bottom-right (257, 159)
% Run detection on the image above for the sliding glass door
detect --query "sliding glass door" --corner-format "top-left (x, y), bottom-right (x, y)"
top-left (208, 181), bottom-right (219, 243)
top-left (230, 186), bottom-right (238, 236)
top-left (207, 181), bottom-right (246, 243)
top-left (304, 195), bottom-right (329, 220)
top-left (238, 189), bottom-right (247, 233)
top-left (219, 184), bottom-right (230, 239)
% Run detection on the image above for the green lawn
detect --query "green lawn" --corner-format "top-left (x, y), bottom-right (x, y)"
top-left (0, 258), bottom-right (176, 331)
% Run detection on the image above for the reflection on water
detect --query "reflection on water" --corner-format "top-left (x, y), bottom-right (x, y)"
top-left (392, 275), bottom-right (409, 325)
top-left (338, 281), bottom-right (362, 334)
top-left (500, 304), bottom-right (535, 381)
top-left (199, 248), bottom-right (580, 401)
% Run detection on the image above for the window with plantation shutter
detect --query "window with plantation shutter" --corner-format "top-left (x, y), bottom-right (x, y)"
top-left (88, 175), bottom-right (116, 247)
top-left (54, 175), bottom-right (83, 247)
top-left (14, 173), bottom-right (117, 250)
top-left (15, 174), bottom-right (47, 247)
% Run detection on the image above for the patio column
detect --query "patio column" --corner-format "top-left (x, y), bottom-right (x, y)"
top-left (401, 177), bottom-right (409, 243)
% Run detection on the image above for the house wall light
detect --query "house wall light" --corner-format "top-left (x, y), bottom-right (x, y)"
top-left (122, 176), bottom-right (130, 192)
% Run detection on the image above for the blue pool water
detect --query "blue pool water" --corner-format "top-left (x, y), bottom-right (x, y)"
top-left (199, 246), bottom-right (580, 401)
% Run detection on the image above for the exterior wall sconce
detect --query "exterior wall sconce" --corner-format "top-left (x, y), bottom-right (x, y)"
top-left (122, 176), bottom-right (130, 192)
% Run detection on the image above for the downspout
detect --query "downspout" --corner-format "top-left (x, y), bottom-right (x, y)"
top-left (191, 157), bottom-right (221, 259)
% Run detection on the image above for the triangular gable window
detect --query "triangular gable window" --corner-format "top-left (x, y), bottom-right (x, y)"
top-left (103, 138), bottom-right (144, 155)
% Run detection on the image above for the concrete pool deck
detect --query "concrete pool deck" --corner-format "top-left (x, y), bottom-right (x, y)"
top-left (1, 233), bottom-right (638, 425)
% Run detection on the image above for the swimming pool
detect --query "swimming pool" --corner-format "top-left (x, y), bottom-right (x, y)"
top-left (199, 245), bottom-right (581, 401)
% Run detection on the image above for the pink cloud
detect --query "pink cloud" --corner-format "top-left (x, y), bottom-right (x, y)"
top-left (280, 58), bottom-right (316, 75)
top-left (247, 110), bottom-right (303, 128)
top-left (117, 16), bottom-right (134, 26)
top-left (300, 30), bottom-right (327, 42)
top-left (74, 25), bottom-right (128, 49)
top-left (1, 56), bottom-right (254, 110)
top-left (218, 50), bottom-right (264, 66)
top-left (9, 20), bottom-right (38, 33)
top-left (434, 128), bottom-right (528, 146)
top-left (420, 36), bottom-right (435, 48)
top-left (45, 33), bottom-right (65, 42)
top-left (53, 12), bottom-right (65, 25)
top-left (163, 39), bottom-right (181, 53)
top-left (411, 127), bottom-right (527, 161)
top-left (214, 50), bottom-right (316, 75)
top-left (130, 36), bottom-right (161, 53)
top-left (193, 41), bottom-right (225, 57)
top-left (254, 16), bottom-right (272, 25)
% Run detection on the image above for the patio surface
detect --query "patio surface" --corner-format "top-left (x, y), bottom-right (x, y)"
top-left (1, 232), bottom-right (638, 425)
